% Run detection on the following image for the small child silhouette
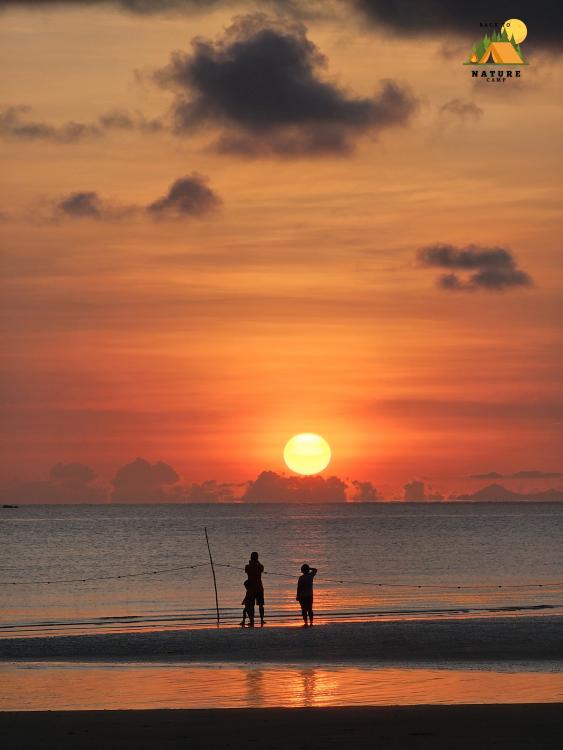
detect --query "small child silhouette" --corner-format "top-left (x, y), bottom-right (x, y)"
top-left (240, 579), bottom-right (254, 627)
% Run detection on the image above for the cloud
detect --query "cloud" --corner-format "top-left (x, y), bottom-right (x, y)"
top-left (183, 479), bottom-right (240, 502)
top-left (0, 105), bottom-right (161, 144)
top-left (153, 14), bottom-right (418, 156)
top-left (417, 243), bottom-right (534, 292)
top-left (439, 99), bottom-right (483, 122)
top-left (354, 1), bottom-right (563, 51)
top-left (3, 1), bottom-right (561, 53)
top-left (456, 484), bottom-right (563, 502)
top-left (0, 105), bottom-right (99, 143)
top-left (54, 190), bottom-right (138, 222)
top-left (0, 0), bottom-right (219, 11)
top-left (56, 191), bottom-right (129, 221)
top-left (54, 173), bottom-right (220, 222)
top-left (97, 109), bottom-right (163, 133)
top-left (147, 174), bottom-right (221, 218)
top-left (111, 457), bottom-right (179, 502)
top-left (403, 480), bottom-right (443, 502)
top-left (243, 470), bottom-right (347, 502)
top-left (349, 479), bottom-right (381, 502)
top-left (469, 470), bottom-right (563, 480)
top-left (403, 480), bottom-right (426, 501)
top-left (50, 461), bottom-right (98, 484)
top-left (512, 470), bottom-right (562, 479)
top-left (0, 462), bottom-right (106, 504)
top-left (0, 1), bottom-right (337, 20)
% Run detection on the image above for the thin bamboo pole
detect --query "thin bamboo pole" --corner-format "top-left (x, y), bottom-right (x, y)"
top-left (204, 527), bottom-right (220, 627)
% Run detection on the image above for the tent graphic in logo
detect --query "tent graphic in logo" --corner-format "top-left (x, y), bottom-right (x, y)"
top-left (466, 18), bottom-right (527, 64)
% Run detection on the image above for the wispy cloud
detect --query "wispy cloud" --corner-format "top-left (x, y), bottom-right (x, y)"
top-left (0, 105), bottom-right (161, 143)
top-left (469, 470), bottom-right (563, 480)
top-left (439, 99), bottom-right (483, 122)
top-left (53, 174), bottom-right (220, 222)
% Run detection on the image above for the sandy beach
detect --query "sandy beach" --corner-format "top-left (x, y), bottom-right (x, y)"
top-left (0, 704), bottom-right (561, 749)
top-left (2, 615), bottom-right (561, 664)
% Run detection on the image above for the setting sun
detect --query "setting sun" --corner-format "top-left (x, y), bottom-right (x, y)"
top-left (283, 434), bottom-right (331, 476)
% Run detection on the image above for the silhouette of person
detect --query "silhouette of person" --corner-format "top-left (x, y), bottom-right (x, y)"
top-left (245, 551), bottom-right (265, 626)
top-left (296, 563), bottom-right (317, 627)
top-left (240, 579), bottom-right (254, 627)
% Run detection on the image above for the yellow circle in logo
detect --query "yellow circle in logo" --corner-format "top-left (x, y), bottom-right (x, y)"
top-left (502, 19), bottom-right (527, 44)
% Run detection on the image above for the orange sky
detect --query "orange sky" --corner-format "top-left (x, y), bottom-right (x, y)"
top-left (1, 3), bottom-right (562, 496)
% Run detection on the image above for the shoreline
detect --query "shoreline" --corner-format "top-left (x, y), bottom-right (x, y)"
top-left (1, 615), bottom-right (561, 664)
top-left (0, 705), bottom-right (561, 749)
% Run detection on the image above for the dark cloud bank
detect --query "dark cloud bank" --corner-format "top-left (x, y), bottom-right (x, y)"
top-left (2, 460), bottom-right (562, 504)
top-left (54, 174), bottom-right (220, 222)
top-left (417, 244), bottom-right (534, 292)
top-left (153, 14), bottom-right (418, 156)
top-left (354, 1), bottom-right (562, 51)
top-left (3, 1), bottom-right (561, 51)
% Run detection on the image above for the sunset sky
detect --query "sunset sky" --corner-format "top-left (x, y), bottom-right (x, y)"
top-left (1, 1), bottom-right (562, 499)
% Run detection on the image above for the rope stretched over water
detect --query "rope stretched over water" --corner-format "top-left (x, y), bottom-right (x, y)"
top-left (1, 559), bottom-right (562, 590)
top-left (213, 563), bottom-right (563, 591)
top-left (0, 562), bottom-right (209, 586)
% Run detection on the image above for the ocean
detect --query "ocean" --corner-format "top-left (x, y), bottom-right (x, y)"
top-left (2, 502), bottom-right (562, 636)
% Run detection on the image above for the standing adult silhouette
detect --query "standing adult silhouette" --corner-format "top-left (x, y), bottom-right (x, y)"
top-left (296, 563), bottom-right (317, 627)
top-left (245, 551), bottom-right (265, 627)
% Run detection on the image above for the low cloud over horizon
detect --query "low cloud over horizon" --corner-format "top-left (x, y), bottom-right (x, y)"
top-left (2, 459), bottom-right (562, 504)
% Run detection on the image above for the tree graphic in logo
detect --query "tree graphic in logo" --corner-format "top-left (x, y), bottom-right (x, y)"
top-left (466, 19), bottom-right (527, 65)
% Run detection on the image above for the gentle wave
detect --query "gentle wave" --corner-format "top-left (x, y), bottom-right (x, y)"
top-left (2, 602), bottom-right (561, 638)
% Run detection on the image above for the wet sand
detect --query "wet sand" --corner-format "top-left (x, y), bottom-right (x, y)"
top-left (1, 704), bottom-right (561, 749)
top-left (2, 615), bottom-right (561, 663)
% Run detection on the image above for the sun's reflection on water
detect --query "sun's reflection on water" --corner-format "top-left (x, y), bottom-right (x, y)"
top-left (1, 662), bottom-right (561, 711)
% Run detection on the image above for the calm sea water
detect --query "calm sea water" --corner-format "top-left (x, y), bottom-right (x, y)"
top-left (1, 503), bottom-right (562, 636)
